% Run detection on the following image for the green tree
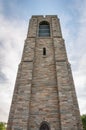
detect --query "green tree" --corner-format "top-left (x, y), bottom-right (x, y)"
top-left (81, 114), bottom-right (86, 130)
top-left (0, 122), bottom-right (6, 130)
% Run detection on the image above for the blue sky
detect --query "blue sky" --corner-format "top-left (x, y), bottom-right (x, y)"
top-left (0, 0), bottom-right (86, 122)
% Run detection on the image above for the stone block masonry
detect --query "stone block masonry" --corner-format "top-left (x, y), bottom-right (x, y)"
top-left (7, 15), bottom-right (83, 130)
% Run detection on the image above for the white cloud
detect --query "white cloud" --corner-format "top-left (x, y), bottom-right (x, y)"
top-left (58, 0), bottom-right (86, 115)
top-left (67, 0), bottom-right (86, 115)
top-left (0, 0), bottom-right (86, 123)
top-left (73, 54), bottom-right (86, 115)
top-left (0, 13), bottom-right (27, 122)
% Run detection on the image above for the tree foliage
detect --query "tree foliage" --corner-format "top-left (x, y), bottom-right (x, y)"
top-left (0, 122), bottom-right (6, 130)
top-left (81, 114), bottom-right (86, 130)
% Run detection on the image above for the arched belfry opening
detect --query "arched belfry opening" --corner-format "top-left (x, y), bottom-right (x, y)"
top-left (40, 122), bottom-right (50, 130)
top-left (39, 21), bottom-right (50, 37)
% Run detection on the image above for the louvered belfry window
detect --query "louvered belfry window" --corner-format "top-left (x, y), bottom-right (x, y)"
top-left (39, 21), bottom-right (50, 37)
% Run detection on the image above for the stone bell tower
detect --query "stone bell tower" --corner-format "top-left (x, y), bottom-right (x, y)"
top-left (7, 15), bottom-right (83, 130)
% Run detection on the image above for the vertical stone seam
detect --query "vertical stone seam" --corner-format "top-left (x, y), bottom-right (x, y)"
top-left (52, 37), bottom-right (62, 130)
top-left (61, 39), bottom-right (68, 62)
top-left (67, 63), bottom-right (77, 126)
top-left (67, 63), bottom-right (83, 130)
top-left (65, 61), bottom-right (77, 128)
top-left (36, 17), bottom-right (39, 38)
top-left (58, 18), bottom-right (62, 38)
top-left (27, 36), bottom-right (37, 130)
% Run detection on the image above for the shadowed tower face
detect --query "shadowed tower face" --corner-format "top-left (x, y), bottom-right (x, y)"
top-left (7, 15), bottom-right (83, 130)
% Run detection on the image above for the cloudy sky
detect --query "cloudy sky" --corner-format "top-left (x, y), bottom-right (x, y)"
top-left (0, 0), bottom-right (86, 122)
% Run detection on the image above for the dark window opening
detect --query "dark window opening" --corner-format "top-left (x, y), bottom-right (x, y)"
top-left (43, 48), bottom-right (46, 55)
top-left (39, 21), bottom-right (50, 37)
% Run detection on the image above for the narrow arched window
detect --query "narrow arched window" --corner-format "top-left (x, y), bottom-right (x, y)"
top-left (39, 21), bottom-right (50, 37)
top-left (40, 122), bottom-right (50, 130)
top-left (43, 48), bottom-right (46, 55)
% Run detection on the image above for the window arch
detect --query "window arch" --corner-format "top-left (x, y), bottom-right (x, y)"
top-left (39, 21), bottom-right (50, 37)
top-left (39, 122), bottom-right (50, 130)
